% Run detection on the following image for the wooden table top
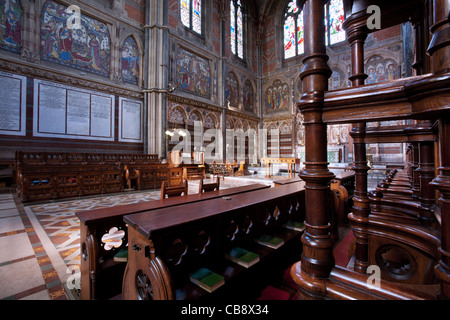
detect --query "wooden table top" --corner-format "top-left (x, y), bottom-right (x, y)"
top-left (124, 182), bottom-right (305, 239)
top-left (76, 183), bottom-right (270, 224)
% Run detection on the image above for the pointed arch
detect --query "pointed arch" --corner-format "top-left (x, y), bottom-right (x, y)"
top-left (168, 106), bottom-right (187, 125)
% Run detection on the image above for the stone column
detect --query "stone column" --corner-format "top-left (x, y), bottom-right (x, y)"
top-left (144, 0), bottom-right (169, 157)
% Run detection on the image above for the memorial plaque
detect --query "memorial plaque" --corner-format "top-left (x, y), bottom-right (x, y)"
top-left (119, 97), bottom-right (143, 142)
top-left (67, 90), bottom-right (90, 136)
top-left (33, 79), bottom-right (114, 141)
top-left (38, 82), bottom-right (67, 134)
top-left (91, 94), bottom-right (113, 138)
top-left (0, 72), bottom-right (26, 136)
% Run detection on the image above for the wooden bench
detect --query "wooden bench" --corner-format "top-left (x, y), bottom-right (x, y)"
top-left (122, 183), bottom-right (306, 300)
top-left (76, 183), bottom-right (270, 300)
top-left (161, 180), bottom-right (188, 198)
top-left (199, 177), bottom-right (220, 193)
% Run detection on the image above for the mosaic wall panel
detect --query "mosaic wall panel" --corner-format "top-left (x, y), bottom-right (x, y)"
top-left (176, 47), bottom-right (211, 98)
top-left (121, 36), bottom-right (139, 85)
top-left (40, 0), bottom-right (111, 77)
top-left (265, 80), bottom-right (289, 114)
top-left (225, 72), bottom-right (239, 107)
top-left (243, 79), bottom-right (255, 113)
top-left (365, 55), bottom-right (399, 84)
top-left (0, 0), bottom-right (21, 54)
top-left (328, 68), bottom-right (347, 90)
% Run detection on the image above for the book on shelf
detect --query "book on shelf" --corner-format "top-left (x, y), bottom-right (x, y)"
top-left (189, 267), bottom-right (225, 293)
top-left (225, 247), bottom-right (260, 268)
top-left (283, 220), bottom-right (305, 232)
top-left (113, 247), bottom-right (128, 262)
top-left (256, 234), bottom-right (284, 249)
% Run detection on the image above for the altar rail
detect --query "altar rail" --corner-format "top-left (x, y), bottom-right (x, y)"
top-left (76, 183), bottom-right (271, 300)
top-left (122, 183), bottom-right (306, 300)
top-left (14, 151), bottom-right (172, 202)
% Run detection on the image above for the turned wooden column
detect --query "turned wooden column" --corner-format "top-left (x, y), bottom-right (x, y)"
top-left (431, 118), bottom-right (450, 299)
top-left (417, 140), bottom-right (435, 220)
top-left (349, 123), bottom-right (371, 274)
top-left (296, 0), bottom-right (335, 286)
top-left (411, 142), bottom-right (420, 200)
top-left (429, 0), bottom-right (450, 299)
top-left (344, 16), bottom-right (370, 274)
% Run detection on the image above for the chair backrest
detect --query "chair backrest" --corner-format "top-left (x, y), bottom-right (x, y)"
top-left (161, 180), bottom-right (188, 199)
top-left (199, 177), bottom-right (220, 193)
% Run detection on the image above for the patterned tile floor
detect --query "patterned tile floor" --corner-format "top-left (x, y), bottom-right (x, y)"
top-left (0, 175), bottom-right (279, 300)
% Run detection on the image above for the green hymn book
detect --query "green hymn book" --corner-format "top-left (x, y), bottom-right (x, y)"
top-left (283, 220), bottom-right (306, 232)
top-left (225, 247), bottom-right (260, 268)
top-left (189, 268), bottom-right (225, 293)
top-left (256, 234), bottom-right (284, 249)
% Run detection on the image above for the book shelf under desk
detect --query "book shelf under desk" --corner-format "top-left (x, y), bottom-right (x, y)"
top-left (122, 183), bottom-right (306, 300)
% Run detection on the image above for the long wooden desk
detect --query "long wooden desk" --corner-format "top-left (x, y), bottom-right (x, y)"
top-left (122, 183), bottom-right (306, 300)
top-left (261, 157), bottom-right (298, 178)
top-left (76, 183), bottom-right (270, 300)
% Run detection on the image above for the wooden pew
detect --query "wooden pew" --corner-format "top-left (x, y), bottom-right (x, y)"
top-left (122, 183), bottom-right (306, 300)
top-left (161, 180), bottom-right (188, 199)
top-left (76, 183), bottom-right (270, 300)
top-left (15, 151), bottom-right (175, 202)
top-left (198, 177), bottom-right (220, 193)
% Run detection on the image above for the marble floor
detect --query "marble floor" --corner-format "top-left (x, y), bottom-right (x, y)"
top-left (0, 175), bottom-right (279, 300)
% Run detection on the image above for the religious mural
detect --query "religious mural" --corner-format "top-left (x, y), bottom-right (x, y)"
top-left (122, 36), bottom-right (139, 85)
top-left (176, 47), bottom-right (211, 98)
top-left (0, 0), bottom-right (21, 54)
top-left (328, 68), bottom-right (346, 90)
top-left (265, 80), bottom-right (289, 113)
top-left (40, 0), bottom-right (111, 77)
top-left (225, 72), bottom-right (238, 107)
top-left (365, 55), bottom-right (399, 84)
top-left (243, 79), bottom-right (255, 113)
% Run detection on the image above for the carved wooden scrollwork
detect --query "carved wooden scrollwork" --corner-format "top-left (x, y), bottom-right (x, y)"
top-left (164, 238), bottom-right (188, 266)
top-left (136, 257), bottom-right (174, 300)
top-left (136, 270), bottom-right (153, 300)
top-left (192, 231), bottom-right (210, 255)
top-left (225, 220), bottom-right (239, 241)
top-left (376, 245), bottom-right (417, 281)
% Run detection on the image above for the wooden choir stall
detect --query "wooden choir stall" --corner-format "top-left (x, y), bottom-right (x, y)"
top-left (290, 0), bottom-right (450, 300)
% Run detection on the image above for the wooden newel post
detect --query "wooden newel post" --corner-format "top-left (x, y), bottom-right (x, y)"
top-left (294, 0), bottom-right (335, 295)
top-left (428, 0), bottom-right (450, 300)
top-left (344, 12), bottom-right (370, 274)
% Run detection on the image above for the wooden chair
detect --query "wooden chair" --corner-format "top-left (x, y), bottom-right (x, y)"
top-left (161, 180), bottom-right (188, 199)
top-left (198, 177), bottom-right (220, 193)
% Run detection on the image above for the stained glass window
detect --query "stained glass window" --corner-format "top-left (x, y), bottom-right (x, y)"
top-left (283, 0), bottom-right (345, 59)
top-left (329, 0), bottom-right (345, 45)
top-left (230, 0), bottom-right (244, 59)
top-left (192, 0), bottom-right (201, 34)
top-left (283, 0), bottom-right (304, 58)
top-left (180, 0), bottom-right (202, 35)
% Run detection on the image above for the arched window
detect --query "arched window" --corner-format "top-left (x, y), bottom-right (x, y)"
top-left (283, 0), bottom-right (345, 59)
top-left (180, 0), bottom-right (202, 35)
top-left (230, 0), bottom-right (244, 59)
